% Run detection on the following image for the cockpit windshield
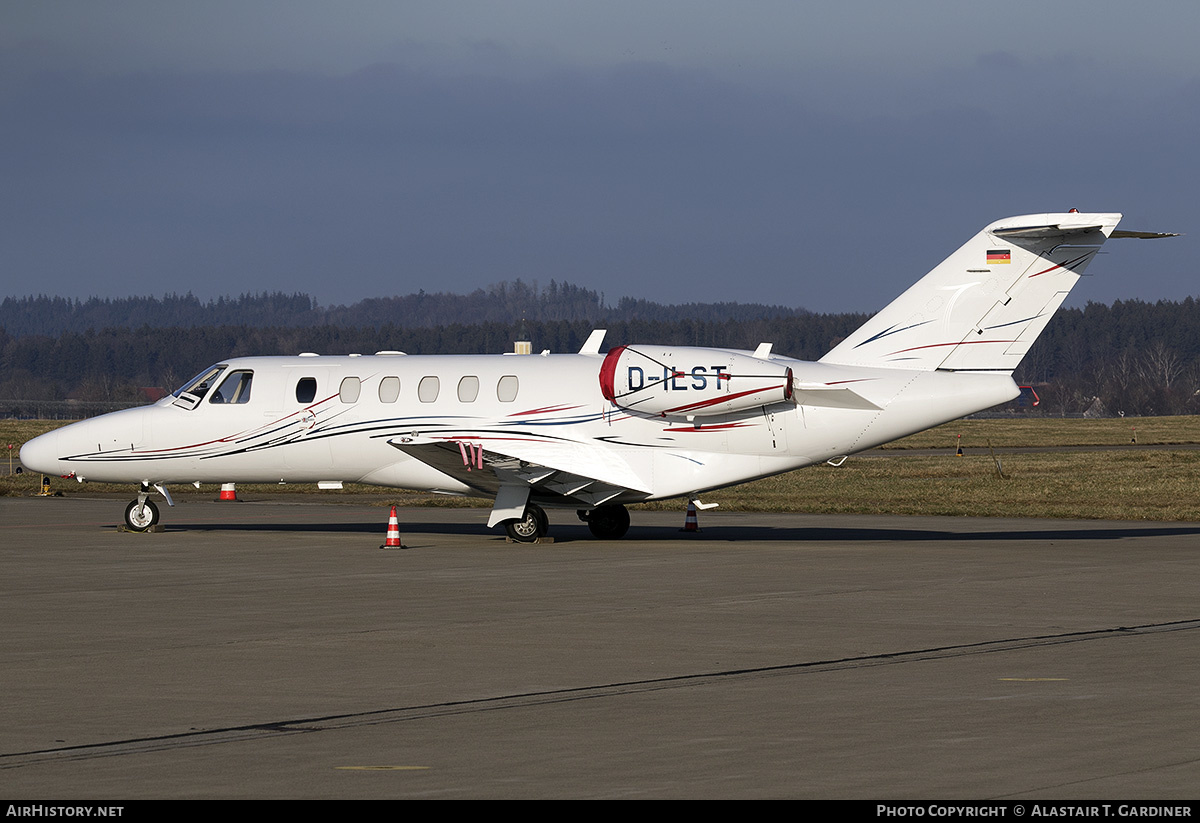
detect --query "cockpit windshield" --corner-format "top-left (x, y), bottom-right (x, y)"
top-left (172, 365), bottom-right (227, 409)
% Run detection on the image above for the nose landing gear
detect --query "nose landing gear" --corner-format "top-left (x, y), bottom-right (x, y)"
top-left (122, 483), bottom-right (170, 532)
top-left (124, 498), bottom-right (160, 531)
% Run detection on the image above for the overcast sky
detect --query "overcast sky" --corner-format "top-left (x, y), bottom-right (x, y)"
top-left (2, 1), bottom-right (1196, 314)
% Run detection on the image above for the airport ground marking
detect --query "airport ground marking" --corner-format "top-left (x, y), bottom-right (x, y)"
top-left (3, 617), bottom-right (1198, 770)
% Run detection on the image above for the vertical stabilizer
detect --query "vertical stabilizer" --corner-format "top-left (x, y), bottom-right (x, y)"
top-left (820, 212), bottom-right (1122, 372)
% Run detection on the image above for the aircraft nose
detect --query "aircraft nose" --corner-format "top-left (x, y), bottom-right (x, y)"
top-left (19, 430), bottom-right (62, 476)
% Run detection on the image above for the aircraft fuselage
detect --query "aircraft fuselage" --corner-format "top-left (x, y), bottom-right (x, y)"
top-left (22, 350), bottom-right (1018, 504)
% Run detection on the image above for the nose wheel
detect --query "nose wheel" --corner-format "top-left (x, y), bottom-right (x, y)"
top-left (124, 498), bottom-right (160, 531)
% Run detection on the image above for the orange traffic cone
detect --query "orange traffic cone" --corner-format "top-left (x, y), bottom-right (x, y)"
top-left (380, 505), bottom-right (408, 549)
top-left (680, 500), bottom-right (700, 533)
top-left (218, 482), bottom-right (238, 501)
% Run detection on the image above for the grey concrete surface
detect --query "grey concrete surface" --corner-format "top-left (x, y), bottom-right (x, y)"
top-left (2, 494), bottom-right (1199, 799)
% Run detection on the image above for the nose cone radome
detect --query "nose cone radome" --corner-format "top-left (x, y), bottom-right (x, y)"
top-left (20, 430), bottom-right (62, 476)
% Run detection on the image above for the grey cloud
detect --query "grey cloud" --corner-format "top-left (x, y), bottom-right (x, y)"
top-left (0, 50), bottom-right (1194, 313)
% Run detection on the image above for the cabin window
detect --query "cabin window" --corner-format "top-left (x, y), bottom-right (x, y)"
top-left (339, 376), bottom-right (361, 404)
top-left (210, 370), bottom-right (253, 404)
top-left (296, 377), bottom-right (317, 404)
top-left (497, 375), bottom-right (519, 402)
top-left (457, 375), bottom-right (480, 402)
top-left (418, 376), bottom-right (440, 403)
top-left (378, 376), bottom-right (400, 403)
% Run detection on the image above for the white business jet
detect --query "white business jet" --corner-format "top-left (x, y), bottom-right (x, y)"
top-left (20, 212), bottom-right (1172, 540)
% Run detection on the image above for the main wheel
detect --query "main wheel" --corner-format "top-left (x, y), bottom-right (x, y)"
top-left (124, 498), bottom-right (160, 531)
top-left (504, 503), bottom-right (547, 543)
top-left (533, 504), bottom-right (549, 536)
top-left (586, 504), bottom-right (629, 539)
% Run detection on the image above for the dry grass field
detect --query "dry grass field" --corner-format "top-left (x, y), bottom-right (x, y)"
top-left (878, 415), bottom-right (1200, 450)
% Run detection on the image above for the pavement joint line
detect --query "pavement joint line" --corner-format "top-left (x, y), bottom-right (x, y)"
top-left (4, 616), bottom-right (1198, 770)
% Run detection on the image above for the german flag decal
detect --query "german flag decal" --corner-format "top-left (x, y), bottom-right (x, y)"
top-left (987, 249), bottom-right (1011, 265)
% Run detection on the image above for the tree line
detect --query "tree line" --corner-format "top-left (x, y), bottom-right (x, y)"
top-left (0, 282), bottom-right (802, 338)
top-left (4, 287), bottom-right (1200, 417)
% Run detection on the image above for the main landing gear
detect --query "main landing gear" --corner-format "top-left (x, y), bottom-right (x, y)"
top-left (502, 502), bottom-right (632, 541)
top-left (578, 504), bottom-right (630, 539)
top-left (503, 502), bottom-right (549, 542)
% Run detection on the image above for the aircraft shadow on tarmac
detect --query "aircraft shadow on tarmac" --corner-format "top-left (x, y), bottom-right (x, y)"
top-left (688, 524), bottom-right (1200, 543)
top-left (157, 519), bottom-right (1200, 544)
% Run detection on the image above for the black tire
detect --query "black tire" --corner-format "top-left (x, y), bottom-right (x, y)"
top-left (533, 503), bottom-right (549, 536)
top-left (586, 505), bottom-right (630, 539)
top-left (504, 503), bottom-right (546, 543)
top-left (124, 499), bottom-right (160, 531)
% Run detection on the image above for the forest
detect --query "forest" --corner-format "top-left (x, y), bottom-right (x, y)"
top-left (3, 284), bottom-right (1200, 417)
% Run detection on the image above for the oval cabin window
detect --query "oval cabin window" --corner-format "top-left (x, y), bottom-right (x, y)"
top-left (497, 375), bottom-right (519, 403)
top-left (339, 376), bottom-right (361, 404)
top-left (378, 376), bottom-right (400, 403)
top-left (458, 376), bottom-right (480, 402)
top-left (418, 376), bottom-right (440, 403)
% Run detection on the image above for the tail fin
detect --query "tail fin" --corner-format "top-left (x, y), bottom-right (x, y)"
top-left (820, 212), bottom-right (1122, 372)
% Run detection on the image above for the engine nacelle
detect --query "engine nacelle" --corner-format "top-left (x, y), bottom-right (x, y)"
top-left (599, 345), bottom-right (793, 418)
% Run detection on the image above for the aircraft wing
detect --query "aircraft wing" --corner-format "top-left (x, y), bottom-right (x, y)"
top-left (387, 434), bottom-right (652, 526)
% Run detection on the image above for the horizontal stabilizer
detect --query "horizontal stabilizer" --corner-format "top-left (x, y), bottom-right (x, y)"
top-left (1110, 229), bottom-right (1181, 239)
top-left (990, 223), bottom-right (1106, 239)
top-left (791, 385), bottom-right (881, 410)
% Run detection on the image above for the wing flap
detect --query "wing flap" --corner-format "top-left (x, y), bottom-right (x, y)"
top-left (388, 435), bottom-right (652, 516)
top-left (488, 437), bottom-right (652, 493)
